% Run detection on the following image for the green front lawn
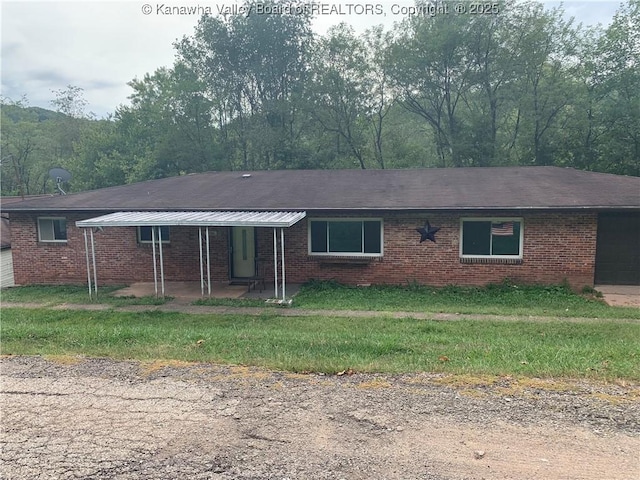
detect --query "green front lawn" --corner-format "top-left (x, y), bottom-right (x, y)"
top-left (0, 285), bottom-right (167, 306)
top-left (2, 281), bottom-right (638, 319)
top-left (293, 281), bottom-right (640, 319)
top-left (2, 307), bottom-right (638, 380)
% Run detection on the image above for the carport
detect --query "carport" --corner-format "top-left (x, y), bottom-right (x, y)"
top-left (76, 211), bottom-right (306, 302)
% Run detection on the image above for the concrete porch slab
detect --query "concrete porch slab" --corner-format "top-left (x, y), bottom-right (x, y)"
top-left (112, 281), bottom-right (303, 302)
top-left (595, 285), bottom-right (640, 308)
top-left (112, 282), bottom-right (247, 300)
top-left (243, 283), bottom-right (302, 300)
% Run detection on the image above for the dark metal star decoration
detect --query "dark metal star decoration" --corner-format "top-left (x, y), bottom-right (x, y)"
top-left (416, 220), bottom-right (440, 243)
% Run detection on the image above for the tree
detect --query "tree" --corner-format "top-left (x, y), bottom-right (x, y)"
top-left (50, 85), bottom-right (91, 119)
top-left (308, 24), bottom-right (370, 169)
top-left (106, 59), bottom-right (239, 183)
top-left (592, 0), bottom-right (640, 175)
top-left (1, 97), bottom-right (72, 196)
top-left (49, 85), bottom-right (98, 185)
top-left (506, 2), bottom-right (579, 165)
top-left (462, 2), bottom-right (523, 166)
top-left (362, 26), bottom-right (398, 169)
top-left (7, 0), bottom-right (638, 191)
top-left (1, 98), bottom-right (36, 196)
top-left (176, 0), bottom-right (314, 170)
top-left (389, 2), bottom-right (478, 166)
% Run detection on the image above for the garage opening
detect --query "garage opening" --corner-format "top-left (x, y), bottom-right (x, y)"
top-left (594, 212), bottom-right (640, 285)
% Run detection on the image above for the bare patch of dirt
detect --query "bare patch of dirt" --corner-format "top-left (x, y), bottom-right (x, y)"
top-left (1, 356), bottom-right (638, 480)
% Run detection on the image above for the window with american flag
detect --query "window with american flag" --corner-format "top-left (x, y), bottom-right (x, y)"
top-left (460, 218), bottom-right (522, 258)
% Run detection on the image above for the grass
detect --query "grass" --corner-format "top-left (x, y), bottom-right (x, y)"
top-left (193, 297), bottom-right (274, 308)
top-left (293, 280), bottom-right (640, 319)
top-left (2, 307), bottom-right (638, 380)
top-left (1, 285), bottom-right (272, 309)
top-left (3, 281), bottom-right (637, 320)
top-left (0, 285), bottom-right (167, 306)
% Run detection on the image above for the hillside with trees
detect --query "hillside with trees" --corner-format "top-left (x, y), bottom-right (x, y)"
top-left (1, 0), bottom-right (638, 196)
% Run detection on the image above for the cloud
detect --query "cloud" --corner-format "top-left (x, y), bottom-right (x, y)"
top-left (2, 0), bottom-right (198, 117)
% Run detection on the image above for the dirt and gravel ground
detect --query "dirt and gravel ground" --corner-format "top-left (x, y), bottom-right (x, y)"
top-left (1, 355), bottom-right (638, 480)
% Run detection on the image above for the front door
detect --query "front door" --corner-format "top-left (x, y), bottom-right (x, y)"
top-left (231, 226), bottom-right (256, 278)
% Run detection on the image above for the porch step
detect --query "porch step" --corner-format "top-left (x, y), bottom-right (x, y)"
top-left (230, 277), bottom-right (265, 292)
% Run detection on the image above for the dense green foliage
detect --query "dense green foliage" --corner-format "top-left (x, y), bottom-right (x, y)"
top-left (2, 0), bottom-right (638, 195)
top-left (2, 307), bottom-right (638, 379)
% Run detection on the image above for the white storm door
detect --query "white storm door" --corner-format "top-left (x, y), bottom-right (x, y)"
top-left (232, 226), bottom-right (256, 277)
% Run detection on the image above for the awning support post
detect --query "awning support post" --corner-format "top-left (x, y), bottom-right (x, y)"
top-left (152, 227), bottom-right (158, 297)
top-left (206, 227), bottom-right (211, 297)
top-left (280, 227), bottom-right (286, 302)
top-left (273, 228), bottom-right (278, 299)
top-left (83, 229), bottom-right (92, 300)
top-left (158, 227), bottom-right (165, 298)
top-left (199, 227), bottom-right (205, 296)
top-left (90, 228), bottom-right (98, 297)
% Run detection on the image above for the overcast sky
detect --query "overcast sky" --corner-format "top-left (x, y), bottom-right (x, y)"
top-left (1, 0), bottom-right (623, 118)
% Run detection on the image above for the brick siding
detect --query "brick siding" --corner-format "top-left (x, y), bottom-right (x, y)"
top-left (9, 211), bottom-right (597, 289)
top-left (259, 212), bottom-right (597, 289)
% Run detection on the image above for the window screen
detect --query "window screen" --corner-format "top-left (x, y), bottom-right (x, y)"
top-left (38, 218), bottom-right (67, 242)
top-left (310, 219), bottom-right (382, 255)
top-left (138, 226), bottom-right (171, 243)
top-left (461, 219), bottom-right (521, 257)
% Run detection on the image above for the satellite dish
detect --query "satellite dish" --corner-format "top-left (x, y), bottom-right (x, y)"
top-left (49, 168), bottom-right (72, 182)
top-left (49, 168), bottom-right (72, 195)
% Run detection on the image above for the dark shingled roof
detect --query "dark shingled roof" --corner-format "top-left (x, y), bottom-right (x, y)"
top-left (1, 196), bottom-right (51, 248)
top-left (2, 167), bottom-right (639, 212)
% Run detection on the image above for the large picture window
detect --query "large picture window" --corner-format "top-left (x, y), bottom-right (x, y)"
top-left (38, 217), bottom-right (67, 242)
top-left (137, 226), bottom-right (170, 244)
top-left (309, 219), bottom-right (382, 256)
top-left (460, 218), bottom-right (522, 258)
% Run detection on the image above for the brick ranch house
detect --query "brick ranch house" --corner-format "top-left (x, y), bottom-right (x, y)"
top-left (3, 167), bottom-right (639, 297)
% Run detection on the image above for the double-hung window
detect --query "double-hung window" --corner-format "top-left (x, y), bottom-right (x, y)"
top-left (137, 226), bottom-right (170, 244)
top-left (460, 218), bottom-right (523, 260)
top-left (38, 217), bottom-right (67, 242)
top-left (309, 219), bottom-right (383, 256)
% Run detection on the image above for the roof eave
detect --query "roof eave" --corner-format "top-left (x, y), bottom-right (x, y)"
top-left (5, 205), bottom-right (640, 213)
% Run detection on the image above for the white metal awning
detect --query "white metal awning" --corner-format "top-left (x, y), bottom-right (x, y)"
top-left (76, 210), bottom-right (306, 228)
top-left (76, 210), bottom-right (304, 304)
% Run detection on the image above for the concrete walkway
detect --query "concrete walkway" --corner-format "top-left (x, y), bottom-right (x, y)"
top-left (102, 281), bottom-right (640, 309)
top-left (111, 281), bottom-right (302, 303)
top-left (595, 285), bottom-right (640, 308)
top-left (3, 282), bottom-right (637, 322)
top-left (4, 300), bottom-right (638, 324)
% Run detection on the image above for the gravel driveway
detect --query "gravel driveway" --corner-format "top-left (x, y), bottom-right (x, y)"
top-left (1, 356), bottom-right (638, 480)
